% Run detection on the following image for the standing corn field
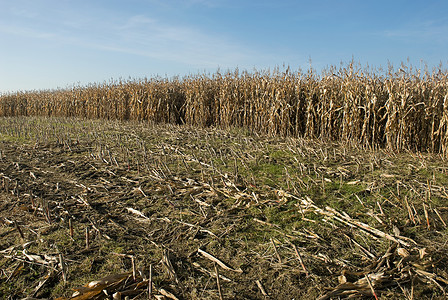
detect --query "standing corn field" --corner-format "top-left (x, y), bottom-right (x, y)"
top-left (1, 63), bottom-right (447, 156)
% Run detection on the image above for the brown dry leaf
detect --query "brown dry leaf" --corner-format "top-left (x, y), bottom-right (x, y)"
top-left (68, 272), bottom-right (132, 299)
top-left (126, 207), bottom-right (150, 220)
top-left (397, 248), bottom-right (410, 258)
top-left (419, 247), bottom-right (428, 259)
top-left (86, 272), bottom-right (131, 289)
top-left (67, 290), bottom-right (103, 300)
top-left (198, 248), bottom-right (243, 273)
top-left (23, 250), bottom-right (50, 265)
top-left (112, 292), bottom-right (121, 300)
top-left (380, 173), bottom-right (395, 178)
top-left (355, 272), bottom-right (387, 286)
top-left (338, 274), bottom-right (347, 284)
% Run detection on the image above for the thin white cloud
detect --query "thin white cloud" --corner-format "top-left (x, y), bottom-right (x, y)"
top-left (109, 16), bottom-right (256, 67)
top-left (382, 19), bottom-right (448, 43)
top-left (142, 0), bottom-right (225, 9)
top-left (118, 15), bottom-right (156, 30)
top-left (0, 0), bottom-right (294, 78)
top-left (0, 24), bottom-right (56, 40)
top-left (184, 0), bottom-right (223, 8)
top-left (0, 8), bottom-right (271, 68)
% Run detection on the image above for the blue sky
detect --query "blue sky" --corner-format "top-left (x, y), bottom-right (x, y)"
top-left (0, 0), bottom-right (447, 93)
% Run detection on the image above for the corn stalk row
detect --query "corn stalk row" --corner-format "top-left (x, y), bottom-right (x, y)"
top-left (1, 63), bottom-right (448, 155)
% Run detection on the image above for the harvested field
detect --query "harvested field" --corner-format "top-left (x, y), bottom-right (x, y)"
top-left (0, 116), bottom-right (448, 299)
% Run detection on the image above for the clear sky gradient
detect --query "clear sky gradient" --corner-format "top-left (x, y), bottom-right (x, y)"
top-left (0, 0), bottom-right (447, 93)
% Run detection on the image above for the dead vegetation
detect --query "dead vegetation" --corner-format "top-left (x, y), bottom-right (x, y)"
top-left (0, 117), bottom-right (447, 299)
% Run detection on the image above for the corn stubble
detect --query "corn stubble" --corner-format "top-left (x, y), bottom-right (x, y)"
top-left (1, 63), bottom-right (447, 155)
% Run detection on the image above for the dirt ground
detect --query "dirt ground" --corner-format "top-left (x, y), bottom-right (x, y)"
top-left (1, 117), bottom-right (448, 299)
